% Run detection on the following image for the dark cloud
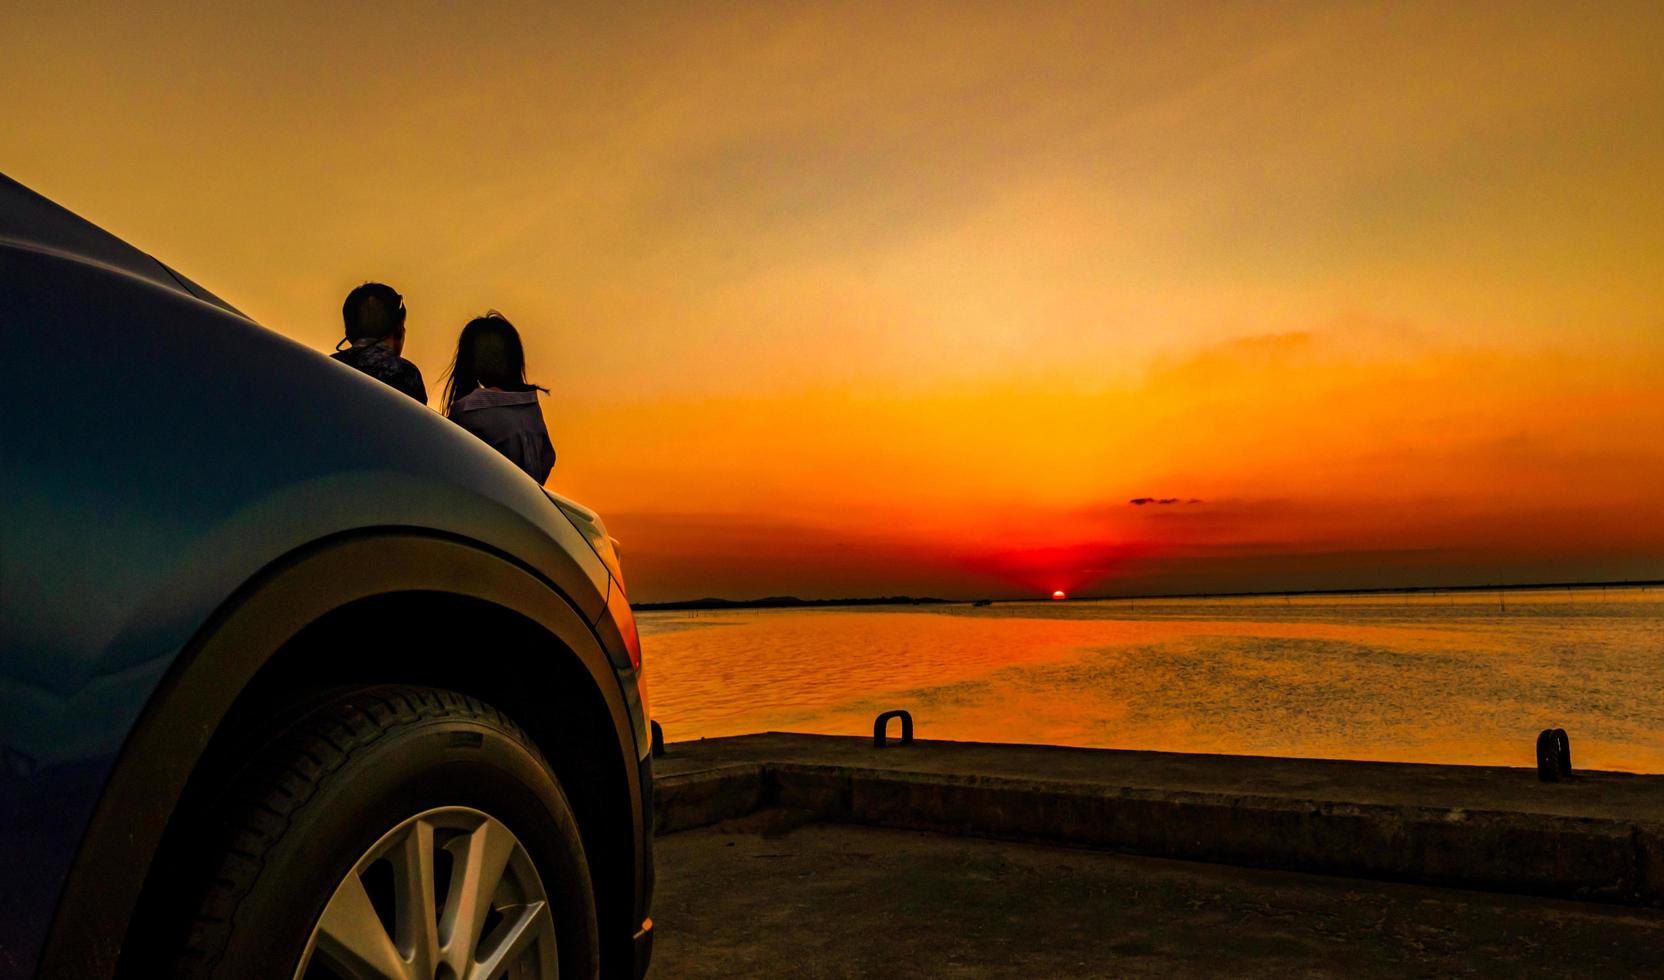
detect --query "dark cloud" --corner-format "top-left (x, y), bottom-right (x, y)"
top-left (1130, 497), bottom-right (1203, 506)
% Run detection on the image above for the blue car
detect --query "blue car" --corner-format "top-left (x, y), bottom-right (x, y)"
top-left (0, 173), bottom-right (653, 980)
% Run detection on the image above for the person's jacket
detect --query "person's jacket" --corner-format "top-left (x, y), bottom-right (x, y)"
top-left (448, 386), bottom-right (555, 483)
top-left (330, 341), bottom-right (427, 403)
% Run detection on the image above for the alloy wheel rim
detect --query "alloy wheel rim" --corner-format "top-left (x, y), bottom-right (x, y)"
top-left (294, 805), bottom-right (558, 980)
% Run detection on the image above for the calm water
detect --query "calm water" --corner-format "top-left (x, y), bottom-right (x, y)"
top-left (640, 588), bottom-right (1664, 773)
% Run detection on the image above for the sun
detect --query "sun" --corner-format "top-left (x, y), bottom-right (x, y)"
top-left (1051, 590), bottom-right (1066, 600)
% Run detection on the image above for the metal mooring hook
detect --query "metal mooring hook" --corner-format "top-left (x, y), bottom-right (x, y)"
top-left (650, 719), bottom-right (667, 758)
top-left (873, 709), bottom-right (914, 748)
top-left (1536, 728), bottom-right (1572, 781)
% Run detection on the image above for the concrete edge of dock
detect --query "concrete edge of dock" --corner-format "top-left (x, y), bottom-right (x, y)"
top-left (651, 745), bottom-right (1664, 907)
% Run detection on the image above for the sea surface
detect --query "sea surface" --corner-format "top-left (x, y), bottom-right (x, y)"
top-left (638, 587), bottom-right (1664, 773)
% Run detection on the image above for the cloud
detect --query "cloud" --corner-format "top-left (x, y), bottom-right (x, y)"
top-left (1130, 497), bottom-right (1203, 506)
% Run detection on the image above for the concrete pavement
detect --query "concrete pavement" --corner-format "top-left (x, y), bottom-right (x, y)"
top-left (652, 816), bottom-right (1664, 978)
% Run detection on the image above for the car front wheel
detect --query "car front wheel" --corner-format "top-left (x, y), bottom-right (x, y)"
top-left (172, 686), bottom-right (599, 980)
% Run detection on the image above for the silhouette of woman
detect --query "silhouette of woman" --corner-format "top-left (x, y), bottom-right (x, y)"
top-left (442, 312), bottom-right (555, 483)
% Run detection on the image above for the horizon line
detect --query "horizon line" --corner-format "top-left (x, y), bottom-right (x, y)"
top-left (632, 577), bottom-right (1662, 610)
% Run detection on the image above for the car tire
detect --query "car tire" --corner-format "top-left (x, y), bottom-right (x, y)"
top-left (170, 685), bottom-right (600, 980)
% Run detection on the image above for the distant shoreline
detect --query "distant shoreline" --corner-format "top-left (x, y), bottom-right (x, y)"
top-left (633, 595), bottom-right (955, 612)
top-left (632, 578), bottom-right (1661, 612)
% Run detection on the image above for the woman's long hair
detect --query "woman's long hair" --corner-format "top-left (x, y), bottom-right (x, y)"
top-left (442, 312), bottom-right (546, 417)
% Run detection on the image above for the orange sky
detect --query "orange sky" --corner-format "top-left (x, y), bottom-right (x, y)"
top-left (5, 1), bottom-right (1662, 600)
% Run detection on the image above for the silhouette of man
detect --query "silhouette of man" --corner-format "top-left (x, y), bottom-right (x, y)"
top-left (332, 282), bottom-right (427, 403)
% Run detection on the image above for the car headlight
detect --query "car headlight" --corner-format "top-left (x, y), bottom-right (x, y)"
top-left (548, 492), bottom-right (626, 593)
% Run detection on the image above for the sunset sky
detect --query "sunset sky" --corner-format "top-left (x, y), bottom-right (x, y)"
top-left (5, 1), bottom-right (1662, 601)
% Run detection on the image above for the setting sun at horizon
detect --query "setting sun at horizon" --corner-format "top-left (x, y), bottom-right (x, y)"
top-left (6, 1), bottom-right (1661, 602)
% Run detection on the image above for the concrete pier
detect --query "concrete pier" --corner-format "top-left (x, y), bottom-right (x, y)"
top-left (654, 733), bottom-right (1664, 905)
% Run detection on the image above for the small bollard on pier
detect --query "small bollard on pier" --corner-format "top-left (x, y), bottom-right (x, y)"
top-left (1536, 728), bottom-right (1571, 781)
top-left (873, 709), bottom-right (914, 748)
top-left (650, 719), bottom-right (667, 758)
